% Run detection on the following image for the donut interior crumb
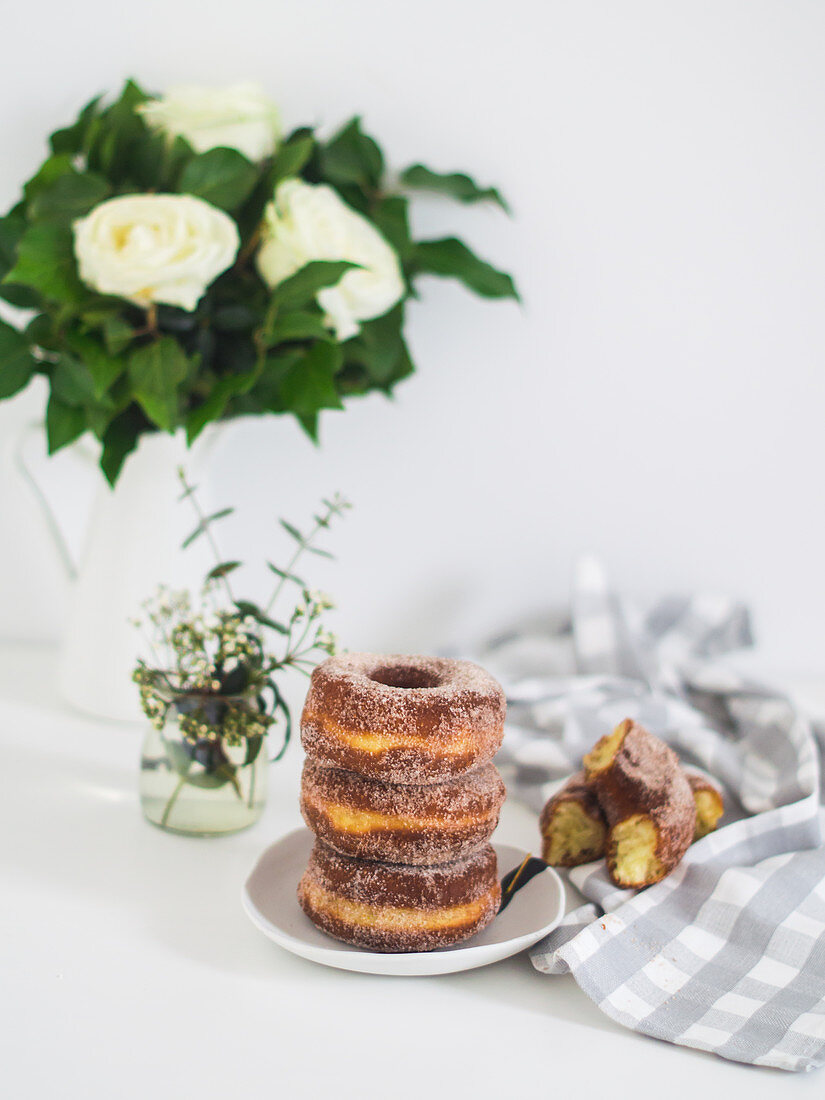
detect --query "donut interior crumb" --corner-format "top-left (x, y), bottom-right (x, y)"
top-left (693, 789), bottom-right (724, 839)
top-left (583, 720), bottom-right (628, 776)
top-left (610, 814), bottom-right (664, 886)
top-left (542, 801), bottom-right (606, 866)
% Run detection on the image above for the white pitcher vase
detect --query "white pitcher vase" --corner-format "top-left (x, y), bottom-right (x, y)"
top-left (24, 426), bottom-right (221, 723)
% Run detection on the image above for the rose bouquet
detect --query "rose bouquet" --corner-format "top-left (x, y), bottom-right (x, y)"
top-left (0, 80), bottom-right (517, 485)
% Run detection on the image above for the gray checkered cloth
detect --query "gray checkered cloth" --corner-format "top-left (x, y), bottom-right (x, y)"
top-left (477, 558), bottom-right (825, 1072)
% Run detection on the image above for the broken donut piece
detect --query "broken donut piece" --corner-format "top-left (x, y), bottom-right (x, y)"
top-left (583, 719), bottom-right (696, 889)
top-left (686, 771), bottom-right (725, 840)
top-left (539, 772), bottom-right (607, 867)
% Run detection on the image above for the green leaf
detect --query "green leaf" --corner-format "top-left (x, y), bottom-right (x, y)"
top-left (65, 333), bottom-right (123, 398)
top-left (295, 413), bottom-right (319, 442)
top-left (184, 764), bottom-right (237, 790)
top-left (320, 116), bottom-right (384, 191)
top-left (128, 130), bottom-right (174, 192)
top-left (410, 238), bottom-right (519, 301)
top-left (245, 348), bottom-right (300, 410)
top-left (23, 154), bottom-right (75, 202)
top-left (51, 353), bottom-right (101, 407)
top-left (128, 337), bottom-right (189, 430)
top-left (85, 401), bottom-right (118, 442)
top-left (46, 394), bottom-right (86, 454)
top-left (86, 79), bottom-right (152, 184)
top-left (401, 164), bottom-right (510, 213)
top-left (371, 196), bottom-right (412, 260)
top-left (344, 304), bottom-right (405, 387)
top-left (49, 95), bottom-right (103, 155)
top-left (0, 321), bottom-right (36, 399)
top-left (391, 338), bottom-right (416, 388)
top-left (206, 561), bottom-right (242, 580)
top-left (267, 678), bottom-right (292, 761)
top-left (271, 260), bottom-right (359, 311)
top-left (234, 600), bottom-right (289, 634)
top-left (279, 341), bottom-right (343, 417)
top-left (279, 520), bottom-right (303, 543)
top-left (0, 211), bottom-right (38, 307)
top-left (3, 223), bottom-right (84, 304)
top-left (0, 285), bottom-right (41, 309)
top-left (266, 309), bottom-right (332, 346)
top-left (0, 211), bottom-right (26, 277)
top-left (271, 132), bottom-right (315, 184)
top-left (244, 734), bottom-right (265, 767)
top-left (157, 135), bottom-right (196, 191)
top-left (186, 369), bottom-right (256, 444)
top-left (29, 171), bottom-right (111, 225)
top-left (99, 405), bottom-right (142, 486)
top-left (25, 313), bottom-right (60, 350)
top-left (101, 314), bottom-right (135, 355)
top-left (179, 148), bottom-right (259, 212)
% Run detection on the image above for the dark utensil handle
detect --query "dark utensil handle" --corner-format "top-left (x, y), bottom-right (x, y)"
top-left (499, 855), bottom-right (548, 912)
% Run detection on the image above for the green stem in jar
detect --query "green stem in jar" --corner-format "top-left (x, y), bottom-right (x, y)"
top-left (247, 759), bottom-right (256, 809)
top-left (160, 774), bottom-right (187, 828)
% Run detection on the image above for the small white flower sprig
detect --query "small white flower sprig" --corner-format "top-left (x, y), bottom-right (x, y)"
top-left (132, 469), bottom-right (350, 762)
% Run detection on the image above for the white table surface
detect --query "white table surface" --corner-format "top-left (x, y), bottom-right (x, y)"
top-left (4, 642), bottom-right (824, 1100)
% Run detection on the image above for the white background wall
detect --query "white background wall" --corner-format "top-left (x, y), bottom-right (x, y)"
top-left (1, 0), bottom-right (823, 674)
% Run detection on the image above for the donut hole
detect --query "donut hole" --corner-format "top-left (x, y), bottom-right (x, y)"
top-left (368, 665), bottom-right (442, 690)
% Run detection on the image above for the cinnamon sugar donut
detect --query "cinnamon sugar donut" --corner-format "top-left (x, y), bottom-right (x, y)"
top-left (300, 654), bottom-right (506, 784)
top-left (298, 840), bottom-right (500, 952)
top-left (300, 760), bottom-right (506, 865)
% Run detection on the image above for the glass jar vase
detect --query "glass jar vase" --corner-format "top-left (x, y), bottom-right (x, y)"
top-left (139, 689), bottom-right (270, 836)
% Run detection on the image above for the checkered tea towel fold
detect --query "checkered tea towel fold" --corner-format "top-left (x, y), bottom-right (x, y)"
top-left (477, 558), bottom-right (825, 1072)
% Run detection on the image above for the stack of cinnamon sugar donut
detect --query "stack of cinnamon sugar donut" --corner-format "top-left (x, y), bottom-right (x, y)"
top-left (297, 653), bottom-right (508, 952)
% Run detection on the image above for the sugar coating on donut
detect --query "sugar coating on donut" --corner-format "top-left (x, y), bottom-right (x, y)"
top-left (301, 653), bottom-right (506, 784)
top-left (302, 760), bottom-right (505, 819)
top-left (302, 840), bottom-right (499, 909)
top-left (298, 840), bottom-right (501, 950)
top-left (300, 761), bottom-right (506, 864)
top-left (585, 720), bottom-right (693, 819)
top-left (303, 653), bottom-right (505, 741)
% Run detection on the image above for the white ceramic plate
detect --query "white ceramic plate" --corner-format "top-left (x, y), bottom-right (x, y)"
top-left (242, 827), bottom-right (564, 976)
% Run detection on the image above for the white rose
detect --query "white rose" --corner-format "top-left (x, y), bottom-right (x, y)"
top-left (73, 194), bottom-right (240, 311)
top-left (256, 179), bottom-right (405, 340)
top-left (138, 83), bottom-right (281, 162)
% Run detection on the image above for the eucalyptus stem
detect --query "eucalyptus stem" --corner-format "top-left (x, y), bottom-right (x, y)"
top-left (264, 498), bottom-right (345, 615)
top-left (135, 489), bottom-right (348, 779)
top-left (247, 758), bottom-right (257, 809)
top-left (285, 610), bottom-right (314, 663)
top-left (160, 774), bottom-right (187, 828)
top-left (177, 469), bottom-right (235, 603)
